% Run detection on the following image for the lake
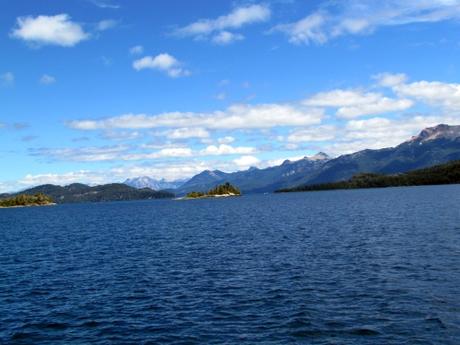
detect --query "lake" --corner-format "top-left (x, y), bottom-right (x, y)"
top-left (1, 185), bottom-right (459, 344)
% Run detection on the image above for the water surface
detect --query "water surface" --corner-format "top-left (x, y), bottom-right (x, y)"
top-left (1, 185), bottom-right (459, 344)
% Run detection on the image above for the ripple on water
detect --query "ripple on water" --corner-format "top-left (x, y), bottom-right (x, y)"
top-left (0, 186), bottom-right (460, 344)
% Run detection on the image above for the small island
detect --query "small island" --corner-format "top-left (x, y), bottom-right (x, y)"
top-left (185, 182), bottom-right (241, 199)
top-left (0, 193), bottom-right (55, 208)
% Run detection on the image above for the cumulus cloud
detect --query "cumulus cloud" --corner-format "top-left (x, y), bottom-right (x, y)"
top-left (394, 80), bottom-right (460, 111)
top-left (30, 142), bottom-right (257, 162)
top-left (200, 144), bottom-right (255, 156)
top-left (80, 104), bottom-right (323, 130)
top-left (123, 148), bottom-right (193, 161)
top-left (233, 155), bottom-right (260, 168)
top-left (40, 74), bottom-right (56, 84)
top-left (133, 53), bottom-right (190, 78)
top-left (373, 72), bottom-right (408, 87)
top-left (175, 4), bottom-right (270, 44)
top-left (304, 89), bottom-right (413, 118)
top-left (11, 14), bottom-right (89, 47)
top-left (166, 127), bottom-right (210, 139)
top-left (271, 1), bottom-right (460, 45)
top-left (19, 170), bottom-right (108, 188)
top-left (324, 113), bottom-right (460, 155)
top-left (69, 103), bottom-right (324, 130)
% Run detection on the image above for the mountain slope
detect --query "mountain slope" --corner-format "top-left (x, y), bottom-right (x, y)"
top-left (304, 124), bottom-right (460, 185)
top-left (6, 183), bottom-right (174, 204)
top-left (124, 176), bottom-right (186, 190)
top-left (175, 153), bottom-right (331, 195)
top-left (174, 124), bottom-right (460, 194)
top-left (277, 160), bottom-right (460, 192)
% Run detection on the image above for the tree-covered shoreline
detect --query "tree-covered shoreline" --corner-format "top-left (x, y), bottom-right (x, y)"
top-left (276, 160), bottom-right (460, 193)
top-left (0, 193), bottom-right (54, 208)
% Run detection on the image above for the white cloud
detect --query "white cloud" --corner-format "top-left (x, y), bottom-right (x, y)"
top-left (167, 127), bottom-right (210, 139)
top-left (287, 125), bottom-right (337, 142)
top-left (133, 53), bottom-right (190, 78)
top-left (0, 72), bottom-right (14, 85)
top-left (304, 89), bottom-right (413, 118)
top-left (336, 98), bottom-right (413, 118)
top-left (218, 136), bottom-right (235, 144)
top-left (200, 144), bottom-right (255, 156)
top-left (175, 4), bottom-right (270, 44)
top-left (30, 142), bottom-right (256, 162)
top-left (30, 146), bottom-right (128, 162)
top-left (272, 12), bottom-right (327, 45)
top-left (102, 130), bottom-right (141, 140)
top-left (89, 0), bottom-right (120, 9)
top-left (325, 113), bottom-right (460, 155)
top-left (10, 161), bottom-right (207, 190)
top-left (373, 72), bottom-right (408, 87)
top-left (129, 45), bottom-right (144, 55)
top-left (11, 14), bottom-right (89, 47)
top-left (97, 19), bottom-right (117, 31)
top-left (177, 4), bottom-right (270, 35)
top-left (69, 103), bottom-right (324, 130)
top-left (19, 170), bottom-right (107, 188)
top-left (30, 144), bottom-right (198, 162)
top-left (212, 31), bottom-right (244, 45)
top-left (233, 155), bottom-right (260, 168)
top-left (123, 147), bottom-right (193, 160)
top-left (40, 74), bottom-right (56, 85)
top-left (271, 1), bottom-right (460, 45)
top-left (394, 80), bottom-right (460, 110)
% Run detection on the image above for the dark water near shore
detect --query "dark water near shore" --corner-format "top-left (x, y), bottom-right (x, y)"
top-left (1, 185), bottom-right (459, 344)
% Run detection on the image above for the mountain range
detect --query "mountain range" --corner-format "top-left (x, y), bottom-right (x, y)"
top-left (127, 124), bottom-right (460, 195)
top-left (2, 183), bottom-right (174, 204)
top-left (3, 124), bottom-right (459, 203)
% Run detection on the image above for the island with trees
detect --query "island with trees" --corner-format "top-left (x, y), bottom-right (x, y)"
top-left (276, 160), bottom-right (460, 193)
top-left (0, 193), bottom-right (55, 208)
top-left (185, 182), bottom-right (241, 199)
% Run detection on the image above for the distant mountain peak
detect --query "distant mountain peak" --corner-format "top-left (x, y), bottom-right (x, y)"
top-left (200, 169), bottom-right (225, 178)
top-left (124, 176), bottom-right (186, 190)
top-left (410, 124), bottom-right (460, 143)
top-left (309, 152), bottom-right (330, 161)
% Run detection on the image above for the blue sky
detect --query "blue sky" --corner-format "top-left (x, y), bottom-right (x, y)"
top-left (1, 0), bottom-right (460, 191)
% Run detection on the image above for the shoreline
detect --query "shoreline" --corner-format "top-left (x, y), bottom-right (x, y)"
top-left (176, 193), bottom-right (240, 200)
top-left (0, 203), bottom-right (57, 209)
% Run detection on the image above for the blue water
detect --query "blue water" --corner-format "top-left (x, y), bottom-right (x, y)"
top-left (1, 185), bottom-right (459, 344)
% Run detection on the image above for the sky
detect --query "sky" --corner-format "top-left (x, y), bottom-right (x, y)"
top-left (1, 0), bottom-right (460, 192)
